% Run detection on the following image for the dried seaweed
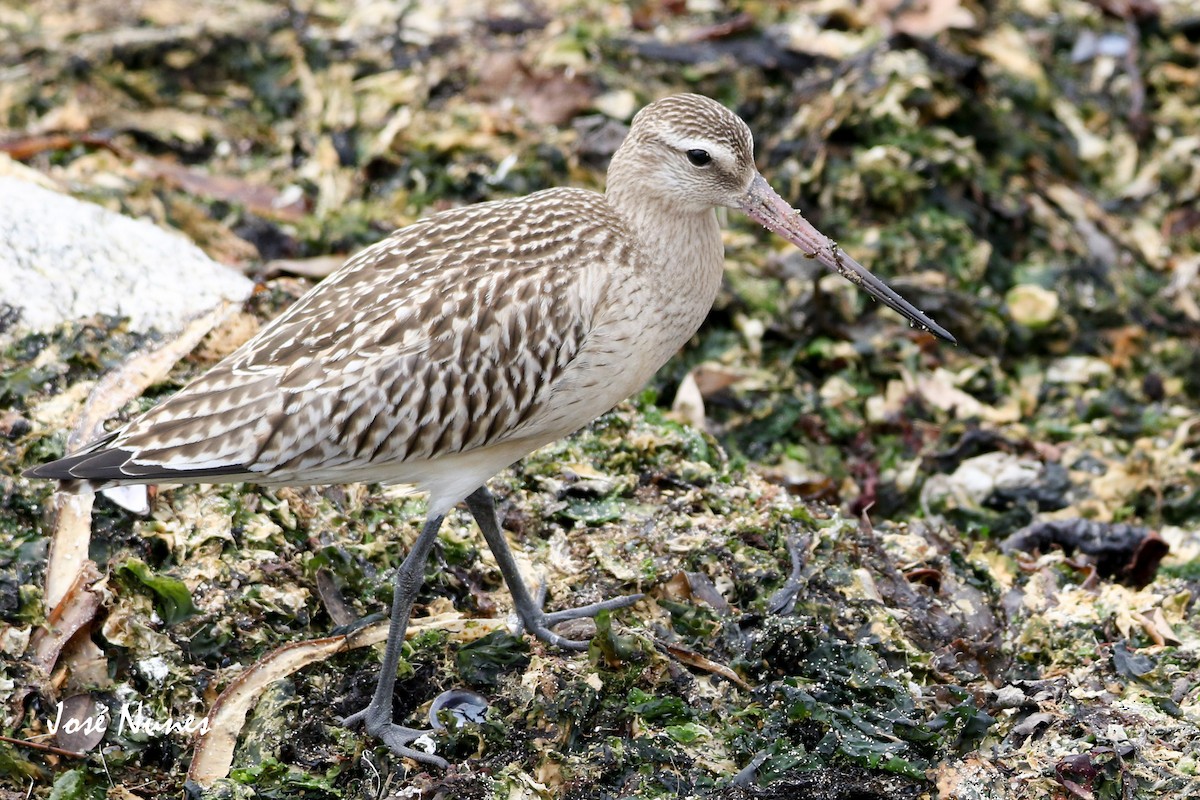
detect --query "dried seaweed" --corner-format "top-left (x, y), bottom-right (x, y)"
top-left (2, 0), bottom-right (1199, 798)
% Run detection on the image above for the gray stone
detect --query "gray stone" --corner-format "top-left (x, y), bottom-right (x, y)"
top-left (0, 177), bottom-right (254, 341)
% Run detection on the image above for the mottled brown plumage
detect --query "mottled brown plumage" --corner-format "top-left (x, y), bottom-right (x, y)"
top-left (52, 191), bottom-right (634, 500)
top-left (26, 94), bottom-right (952, 766)
top-left (28, 94), bottom-right (951, 512)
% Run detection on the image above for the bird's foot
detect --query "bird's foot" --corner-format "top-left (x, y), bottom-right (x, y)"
top-left (340, 703), bottom-right (448, 769)
top-left (516, 592), bottom-right (644, 651)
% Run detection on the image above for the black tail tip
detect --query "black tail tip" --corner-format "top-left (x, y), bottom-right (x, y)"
top-left (22, 461), bottom-right (98, 494)
top-left (22, 462), bottom-right (60, 480)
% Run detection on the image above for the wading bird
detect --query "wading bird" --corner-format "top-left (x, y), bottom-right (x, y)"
top-left (27, 93), bottom-right (953, 766)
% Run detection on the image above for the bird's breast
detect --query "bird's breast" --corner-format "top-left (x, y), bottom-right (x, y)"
top-left (546, 239), bottom-right (724, 420)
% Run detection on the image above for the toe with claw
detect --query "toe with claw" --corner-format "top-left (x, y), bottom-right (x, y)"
top-left (341, 702), bottom-right (448, 769)
top-left (517, 592), bottom-right (644, 650)
top-left (468, 487), bottom-right (644, 650)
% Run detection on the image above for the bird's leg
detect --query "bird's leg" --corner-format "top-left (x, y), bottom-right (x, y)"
top-left (465, 486), bottom-right (642, 651)
top-left (341, 513), bottom-right (448, 768)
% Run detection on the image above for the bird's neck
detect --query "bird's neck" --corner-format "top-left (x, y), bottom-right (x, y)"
top-left (601, 179), bottom-right (725, 377)
top-left (604, 157), bottom-right (723, 282)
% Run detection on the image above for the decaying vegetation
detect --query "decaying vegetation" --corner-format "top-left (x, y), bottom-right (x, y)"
top-left (1, 0), bottom-right (1198, 797)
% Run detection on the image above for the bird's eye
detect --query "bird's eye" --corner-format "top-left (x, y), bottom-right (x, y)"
top-left (686, 149), bottom-right (712, 167)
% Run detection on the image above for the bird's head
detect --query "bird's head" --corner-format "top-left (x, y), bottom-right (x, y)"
top-left (609, 93), bottom-right (955, 343)
top-left (615, 93), bottom-right (758, 215)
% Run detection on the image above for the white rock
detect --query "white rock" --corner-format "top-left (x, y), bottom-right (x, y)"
top-left (0, 177), bottom-right (253, 343)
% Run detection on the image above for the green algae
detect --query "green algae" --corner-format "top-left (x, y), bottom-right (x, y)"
top-left (2, 1), bottom-right (1199, 798)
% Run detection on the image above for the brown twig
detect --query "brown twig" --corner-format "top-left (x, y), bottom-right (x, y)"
top-left (0, 733), bottom-right (86, 759)
top-left (1122, 18), bottom-right (1147, 136)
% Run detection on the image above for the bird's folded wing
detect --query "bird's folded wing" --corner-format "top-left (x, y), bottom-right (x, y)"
top-left (26, 190), bottom-right (624, 486)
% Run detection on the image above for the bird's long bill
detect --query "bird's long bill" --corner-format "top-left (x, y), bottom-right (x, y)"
top-left (738, 174), bottom-right (956, 343)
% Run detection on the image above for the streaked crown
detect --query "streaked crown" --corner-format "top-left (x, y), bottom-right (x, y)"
top-left (607, 94), bottom-right (757, 213)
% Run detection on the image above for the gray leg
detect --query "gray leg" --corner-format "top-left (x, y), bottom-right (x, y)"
top-left (342, 513), bottom-right (448, 768)
top-left (465, 486), bottom-right (642, 651)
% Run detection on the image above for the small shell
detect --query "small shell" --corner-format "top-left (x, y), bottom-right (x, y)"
top-left (428, 689), bottom-right (489, 731)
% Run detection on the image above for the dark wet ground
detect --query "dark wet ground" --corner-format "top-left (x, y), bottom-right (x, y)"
top-left (2, 1), bottom-right (1199, 798)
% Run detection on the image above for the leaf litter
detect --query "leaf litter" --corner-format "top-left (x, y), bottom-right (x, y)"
top-left (1, 0), bottom-right (1199, 798)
